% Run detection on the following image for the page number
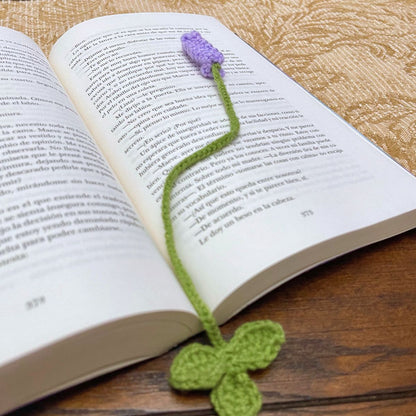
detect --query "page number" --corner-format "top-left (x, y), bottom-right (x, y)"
top-left (25, 296), bottom-right (46, 311)
top-left (301, 210), bottom-right (314, 217)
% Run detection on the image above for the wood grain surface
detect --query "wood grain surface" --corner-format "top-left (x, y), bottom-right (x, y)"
top-left (9, 229), bottom-right (416, 415)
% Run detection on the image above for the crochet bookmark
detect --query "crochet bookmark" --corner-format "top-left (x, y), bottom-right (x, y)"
top-left (162, 32), bottom-right (285, 416)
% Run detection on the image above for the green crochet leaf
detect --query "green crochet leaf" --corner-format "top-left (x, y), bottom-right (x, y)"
top-left (228, 320), bottom-right (285, 371)
top-left (169, 342), bottom-right (224, 390)
top-left (211, 372), bottom-right (262, 416)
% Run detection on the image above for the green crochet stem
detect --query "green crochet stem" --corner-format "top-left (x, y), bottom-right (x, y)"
top-left (161, 63), bottom-right (239, 348)
top-left (163, 61), bottom-right (285, 416)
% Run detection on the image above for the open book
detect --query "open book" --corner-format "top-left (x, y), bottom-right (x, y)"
top-left (1, 12), bottom-right (415, 414)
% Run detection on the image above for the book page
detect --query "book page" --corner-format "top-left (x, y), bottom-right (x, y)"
top-left (0, 27), bottom-right (197, 367)
top-left (49, 13), bottom-right (416, 322)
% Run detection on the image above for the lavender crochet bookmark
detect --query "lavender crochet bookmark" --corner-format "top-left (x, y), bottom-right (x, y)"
top-left (161, 31), bottom-right (285, 416)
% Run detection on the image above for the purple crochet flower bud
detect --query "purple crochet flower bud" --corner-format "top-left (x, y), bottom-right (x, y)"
top-left (181, 31), bottom-right (225, 78)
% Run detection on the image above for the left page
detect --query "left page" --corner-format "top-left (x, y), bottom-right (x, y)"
top-left (0, 26), bottom-right (198, 407)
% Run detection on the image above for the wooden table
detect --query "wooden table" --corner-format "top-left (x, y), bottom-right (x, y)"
top-left (10, 228), bottom-right (416, 415)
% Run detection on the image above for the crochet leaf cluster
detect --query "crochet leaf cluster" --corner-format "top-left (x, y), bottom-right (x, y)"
top-left (170, 321), bottom-right (285, 416)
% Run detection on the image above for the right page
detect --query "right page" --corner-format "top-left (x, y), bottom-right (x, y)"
top-left (49, 13), bottom-right (416, 322)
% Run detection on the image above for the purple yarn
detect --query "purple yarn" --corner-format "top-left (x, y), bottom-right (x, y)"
top-left (181, 31), bottom-right (225, 78)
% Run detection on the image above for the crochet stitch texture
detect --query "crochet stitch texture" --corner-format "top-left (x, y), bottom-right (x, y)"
top-left (162, 33), bottom-right (285, 416)
top-left (181, 31), bottom-right (225, 78)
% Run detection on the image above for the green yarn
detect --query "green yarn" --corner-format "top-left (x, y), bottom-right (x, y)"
top-left (162, 62), bottom-right (285, 416)
top-left (170, 321), bottom-right (285, 416)
top-left (162, 63), bottom-right (237, 348)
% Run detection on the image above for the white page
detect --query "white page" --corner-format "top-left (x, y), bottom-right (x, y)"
top-left (0, 27), bottom-right (196, 367)
top-left (49, 13), bottom-right (416, 319)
